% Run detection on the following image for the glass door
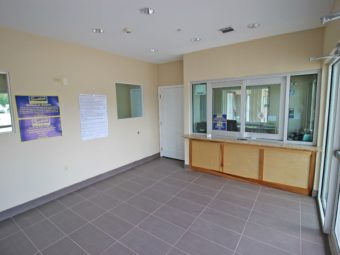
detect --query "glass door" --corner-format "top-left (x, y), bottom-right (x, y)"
top-left (318, 59), bottom-right (340, 254)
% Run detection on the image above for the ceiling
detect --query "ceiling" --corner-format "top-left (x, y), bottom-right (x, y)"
top-left (0, 0), bottom-right (334, 64)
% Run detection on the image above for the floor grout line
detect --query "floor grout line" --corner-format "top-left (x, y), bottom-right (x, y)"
top-left (232, 185), bottom-right (262, 255)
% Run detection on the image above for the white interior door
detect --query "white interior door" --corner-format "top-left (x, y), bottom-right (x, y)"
top-left (159, 85), bottom-right (184, 160)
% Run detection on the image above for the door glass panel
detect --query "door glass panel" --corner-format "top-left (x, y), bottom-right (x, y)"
top-left (321, 61), bottom-right (340, 212)
top-left (245, 84), bottom-right (280, 134)
top-left (335, 188), bottom-right (340, 250)
top-left (287, 74), bottom-right (318, 142)
top-left (192, 83), bottom-right (207, 133)
top-left (212, 86), bottom-right (241, 132)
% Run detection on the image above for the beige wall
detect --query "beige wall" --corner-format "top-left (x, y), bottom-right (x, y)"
top-left (183, 28), bottom-right (325, 183)
top-left (323, 0), bottom-right (340, 55)
top-left (0, 27), bottom-right (159, 212)
top-left (157, 60), bottom-right (183, 86)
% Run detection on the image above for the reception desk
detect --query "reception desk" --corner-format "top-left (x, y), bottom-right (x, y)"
top-left (185, 135), bottom-right (320, 195)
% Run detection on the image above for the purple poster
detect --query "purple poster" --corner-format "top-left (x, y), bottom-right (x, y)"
top-left (16, 96), bottom-right (62, 142)
top-left (213, 114), bottom-right (227, 130)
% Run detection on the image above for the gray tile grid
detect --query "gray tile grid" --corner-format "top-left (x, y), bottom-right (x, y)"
top-left (0, 158), bottom-right (330, 255)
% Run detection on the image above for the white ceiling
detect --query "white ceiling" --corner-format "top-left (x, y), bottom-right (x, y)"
top-left (0, 0), bottom-right (334, 64)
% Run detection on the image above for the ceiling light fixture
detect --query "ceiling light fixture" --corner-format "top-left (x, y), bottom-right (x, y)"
top-left (219, 26), bottom-right (234, 34)
top-left (247, 23), bottom-right (260, 29)
top-left (92, 28), bottom-right (104, 34)
top-left (150, 48), bottom-right (159, 53)
top-left (320, 11), bottom-right (340, 24)
top-left (123, 27), bottom-right (132, 34)
top-left (140, 7), bottom-right (155, 15)
top-left (191, 37), bottom-right (202, 42)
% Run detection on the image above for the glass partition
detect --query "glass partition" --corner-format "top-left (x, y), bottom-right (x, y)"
top-left (287, 74), bottom-right (318, 143)
top-left (212, 86), bottom-right (241, 132)
top-left (192, 83), bottom-right (207, 133)
top-left (0, 73), bottom-right (13, 133)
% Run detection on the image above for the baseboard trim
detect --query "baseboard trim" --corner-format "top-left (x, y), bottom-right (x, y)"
top-left (0, 153), bottom-right (160, 222)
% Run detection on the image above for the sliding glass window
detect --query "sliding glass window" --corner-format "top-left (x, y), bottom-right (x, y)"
top-left (0, 72), bottom-right (13, 134)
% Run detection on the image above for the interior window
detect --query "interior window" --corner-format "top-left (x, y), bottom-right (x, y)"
top-left (0, 73), bottom-right (13, 133)
top-left (192, 83), bottom-right (207, 133)
top-left (116, 83), bottom-right (143, 119)
top-left (287, 74), bottom-right (318, 142)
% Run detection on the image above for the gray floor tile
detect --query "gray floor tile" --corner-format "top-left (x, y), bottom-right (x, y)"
top-left (215, 191), bottom-right (255, 209)
top-left (128, 175), bottom-right (155, 187)
top-left (117, 180), bottom-right (146, 193)
top-left (171, 171), bottom-right (199, 182)
top-left (141, 187), bottom-right (174, 202)
top-left (222, 185), bottom-right (258, 200)
top-left (300, 195), bottom-right (316, 205)
top-left (71, 200), bottom-right (106, 221)
top-left (176, 232), bottom-right (233, 255)
top-left (200, 208), bottom-right (246, 233)
top-left (236, 236), bottom-right (292, 255)
top-left (41, 237), bottom-right (87, 255)
top-left (301, 212), bottom-right (326, 244)
top-left (167, 197), bottom-right (205, 217)
top-left (88, 193), bottom-right (121, 210)
top-left (105, 186), bottom-right (135, 201)
top-left (161, 177), bottom-right (190, 189)
top-left (189, 218), bottom-right (240, 250)
top-left (154, 205), bottom-right (195, 229)
top-left (261, 187), bottom-right (301, 202)
top-left (193, 175), bottom-right (225, 190)
top-left (110, 202), bottom-right (149, 225)
top-left (76, 186), bottom-right (100, 199)
top-left (301, 201), bottom-right (318, 216)
top-left (70, 224), bottom-right (114, 255)
top-left (13, 209), bottom-right (45, 229)
top-left (24, 220), bottom-right (64, 250)
top-left (92, 213), bottom-right (133, 239)
top-left (185, 183), bottom-right (219, 197)
top-left (0, 218), bottom-right (20, 239)
top-left (39, 200), bottom-right (66, 218)
top-left (139, 215), bottom-right (185, 244)
top-left (167, 247), bottom-right (189, 255)
top-left (244, 222), bottom-right (300, 255)
top-left (224, 179), bottom-right (261, 192)
top-left (253, 201), bottom-right (300, 224)
top-left (208, 199), bottom-right (251, 220)
top-left (151, 182), bottom-right (181, 195)
top-left (126, 195), bottom-right (162, 213)
top-left (249, 211), bottom-right (300, 238)
top-left (302, 240), bottom-right (329, 255)
top-left (0, 231), bottom-right (37, 255)
top-left (120, 227), bottom-right (171, 255)
top-left (257, 193), bottom-right (300, 211)
top-left (140, 170), bottom-right (168, 180)
top-left (101, 242), bottom-right (137, 255)
top-left (92, 180), bottom-right (112, 191)
top-left (58, 192), bottom-right (85, 207)
top-left (50, 210), bottom-right (87, 235)
top-left (176, 190), bottom-right (212, 206)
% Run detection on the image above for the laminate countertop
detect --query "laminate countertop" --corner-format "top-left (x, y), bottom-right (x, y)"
top-left (184, 134), bottom-right (321, 152)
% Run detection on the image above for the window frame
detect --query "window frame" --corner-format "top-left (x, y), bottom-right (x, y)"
top-left (190, 70), bottom-right (321, 145)
top-left (0, 71), bottom-right (15, 134)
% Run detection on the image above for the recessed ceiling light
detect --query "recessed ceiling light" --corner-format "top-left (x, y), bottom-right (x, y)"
top-left (92, 28), bottom-right (104, 34)
top-left (150, 48), bottom-right (159, 53)
top-left (191, 37), bottom-right (202, 42)
top-left (247, 23), bottom-right (260, 29)
top-left (123, 27), bottom-right (133, 34)
top-left (140, 7), bottom-right (155, 15)
top-left (176, 28), bottom-right (182, 32)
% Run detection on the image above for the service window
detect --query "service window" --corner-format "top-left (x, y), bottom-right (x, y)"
top-left (116, 83), bottom-right (143, 119)
top-left (0, 72), bottom-right (13, 134)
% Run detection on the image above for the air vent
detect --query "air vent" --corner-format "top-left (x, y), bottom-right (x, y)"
top-left (219, 27), bottom-right (234, 34)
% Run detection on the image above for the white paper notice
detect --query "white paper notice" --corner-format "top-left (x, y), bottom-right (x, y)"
top-left (79, 94), bottom-right (108, 141)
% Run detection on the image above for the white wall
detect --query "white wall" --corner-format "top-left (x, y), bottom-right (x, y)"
top-left (0, 27), bottom-right (160, 212)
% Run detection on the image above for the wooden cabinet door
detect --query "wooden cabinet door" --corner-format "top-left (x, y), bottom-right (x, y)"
top-left (223, 143), bottom-right (260, 179)
top-left (263, 148), bottom-right (312, 189)
top-left (190, 140), bottom-right (221, 171)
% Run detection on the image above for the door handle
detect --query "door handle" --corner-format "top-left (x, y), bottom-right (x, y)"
top-left (335, 150), bottom-right (340, 159)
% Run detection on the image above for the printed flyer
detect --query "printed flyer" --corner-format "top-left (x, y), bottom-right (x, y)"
top-left (213, 114), bottom-right (227, 131)
top-left (15, 96), bottom-right (62, 142)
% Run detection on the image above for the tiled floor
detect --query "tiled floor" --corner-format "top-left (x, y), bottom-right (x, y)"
top-left (0, 158), bottom-right (330, 255)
